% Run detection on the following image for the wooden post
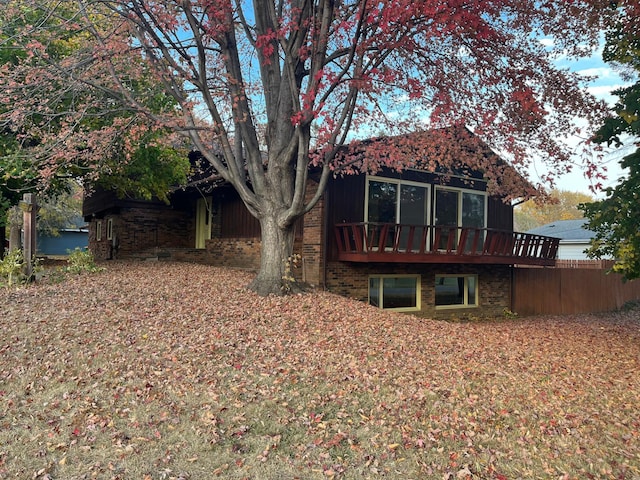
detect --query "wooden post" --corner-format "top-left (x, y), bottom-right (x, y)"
top-left (7, 206), bottom-right (21, 252)
top-left (22, 193), bottom-right (37, 281)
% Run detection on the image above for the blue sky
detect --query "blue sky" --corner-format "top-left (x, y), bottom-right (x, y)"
top-left (543, 46), bottom-right (633, 196)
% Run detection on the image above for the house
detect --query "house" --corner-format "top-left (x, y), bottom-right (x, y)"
top-left (37, 216), bottom-right (88, 256)
top-left (83, 132), bottom-right (559, 318)
top-left (526, 219), bottom-right (596, 260)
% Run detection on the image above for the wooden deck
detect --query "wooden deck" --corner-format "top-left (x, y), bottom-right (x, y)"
top-left (334, 223), bottom-right (559, 266)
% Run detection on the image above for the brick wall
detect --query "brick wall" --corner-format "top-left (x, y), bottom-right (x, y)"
top-left (301, 182), bottom-right (325, 287)
top-left (88, 205), bottom-right (194, 261)
top-left (88, 219), bottom-right (111, 261)
top-left (206, 237), bottom-right (262, 270)
top-left (325, 262), bottom-right (512, 319)
top-left (202, 237), bottom-right (306, 276)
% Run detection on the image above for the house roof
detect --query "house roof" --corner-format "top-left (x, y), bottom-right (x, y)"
top-left (334, 126), bottom-right (538, 201)
top-left (526, 219), bottom-right (594, 241)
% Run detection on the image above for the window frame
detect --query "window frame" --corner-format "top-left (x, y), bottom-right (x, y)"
top-left (106, 218), bottom-right (113, 241)
top-left (96, 220), bottom-right (102, 242)
top-left (365, 176), bottom-right (432, 252)
top-left (434, 186), bottom-right (488, 252)
top-left (368, 274), bottom-right (421, 312)
top-left (364, 175), bottom-right (431, 225)
top-left (434, 274), bottom-right (479, 310)
top-left (434, 186), bottom-right (488, 228)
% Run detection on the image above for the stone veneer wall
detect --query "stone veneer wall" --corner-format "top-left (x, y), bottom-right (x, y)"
top-left (325, 262), bottom-right (512, 319)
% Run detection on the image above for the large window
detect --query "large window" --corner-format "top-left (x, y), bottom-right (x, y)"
top-left (363, 176), bottom-right (488, 254)
top-left (369, 275), bottom-right (421, 311)
top-left (434, 187), bottom-right (486, 251)
top-left (366, 177), bottom-right (429, 251)
top-left (435, 275), bottom-right (478, 308)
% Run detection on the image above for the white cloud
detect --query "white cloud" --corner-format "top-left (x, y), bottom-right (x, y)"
top-left (588, 84), bottom-right (623, 105)
top-left (577, 67), bottom-right (615, 78)
top-left (545, 41), bottom-right (634, 194)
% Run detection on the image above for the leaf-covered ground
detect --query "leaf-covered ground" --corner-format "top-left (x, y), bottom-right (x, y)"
top-left (1, 261), bottom-right (639, 479)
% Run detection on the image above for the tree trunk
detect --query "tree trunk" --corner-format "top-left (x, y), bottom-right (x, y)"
top-left (248, 214), bottom-right (301, 296)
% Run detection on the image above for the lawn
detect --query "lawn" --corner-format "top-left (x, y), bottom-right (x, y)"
top-left (1, 261), bottom-right (639, 479)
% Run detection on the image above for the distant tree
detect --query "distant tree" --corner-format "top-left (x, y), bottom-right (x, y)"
top-left (92, 141), bottom-right (191, 203)
top-left (35, 182), bottom-right (83, 237)
top-left (0, 3), bottom-right (191, 255)
top-left (514, 190), bottom-right (595, 231)
top-left (1, 0), bottom-right (635, 294)
top-left (580, 8), bottom-right (640, 280)
top-left (4, 181), bottom-right (82, 250)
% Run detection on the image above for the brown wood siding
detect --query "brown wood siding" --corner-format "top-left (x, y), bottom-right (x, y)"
top-left (82, 189), bottom-right (121, 218)
top-left (513, 267), bottom-right (640, 315)
top-left (487, 196), bottom-right (513, 231)
top-left (219, 190), bottom-right (261, 238)
top-left (84, 188), bottom-right (192, 219)
top-left (326, 174), bottom-right (365, 260)
top-left (216, 187), bottom-right (303, 239)
top-left (327, 174), bottom-right (366, 224)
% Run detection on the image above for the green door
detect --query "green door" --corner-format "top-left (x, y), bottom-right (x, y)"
top-left (195, 197), bottom-right (212, 249)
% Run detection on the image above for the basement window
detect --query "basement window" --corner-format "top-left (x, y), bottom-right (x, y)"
top-left (435, 275), bottom-right (478, 309)
top-left (369, 275), bottom-right (420, 311)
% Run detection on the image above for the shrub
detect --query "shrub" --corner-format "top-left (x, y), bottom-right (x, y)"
top-left (65, 248), bottom-right (104, 274)
top-left (0, 249), bottom-right (39, 287)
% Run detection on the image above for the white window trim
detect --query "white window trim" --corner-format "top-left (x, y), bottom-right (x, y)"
top-left (369, 274), bottom-right (421, 312)
top-left (434, 274), bottom-right (479, 310)
top-left (96, 220), bottom-right (102, 242)
top-left (434, 185), bottom-right (488, 229)
top-left (106, 218), bottom-right (113, 241)
top-left (364, 175), bottom-right (431, 224)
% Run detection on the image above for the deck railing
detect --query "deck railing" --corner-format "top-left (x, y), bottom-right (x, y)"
top-left (334, 223), bottom-right (559, 266)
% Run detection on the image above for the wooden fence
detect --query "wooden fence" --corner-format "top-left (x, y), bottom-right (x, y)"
top-left (554, 259), bottom-right (615, 269)
top-left (512, 265), bottom-right (640, 316)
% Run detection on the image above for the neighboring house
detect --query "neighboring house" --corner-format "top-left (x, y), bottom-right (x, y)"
top-left (526, 219), bottom-right (597, 260)
top-left (37, 216), bottom-right (88, 256)
top-left (37, 228), bottom-right (88, 256)
top-left (83, 132), bottom-right (559, 318)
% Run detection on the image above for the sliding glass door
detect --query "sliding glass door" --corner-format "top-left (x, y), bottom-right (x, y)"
top-left (367, 178), bottom-right (429, 251)
top-left (435, 188), bottom-right (486, 252)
